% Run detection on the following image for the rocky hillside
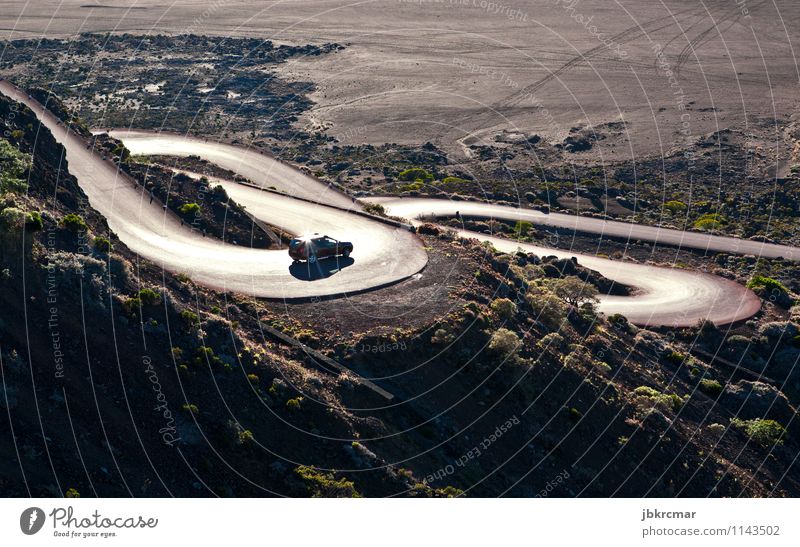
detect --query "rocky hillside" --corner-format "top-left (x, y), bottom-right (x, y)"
top-left (0, 94), bottom-right (447, 497)
top-left (1, 91), bottom-right (798, 497)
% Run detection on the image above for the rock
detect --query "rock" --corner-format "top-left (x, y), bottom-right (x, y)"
top-left (721, 381), bottom-right (796, 423)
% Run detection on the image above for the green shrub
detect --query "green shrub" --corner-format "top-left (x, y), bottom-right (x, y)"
top-left (0, 207), bottom-right (27, 230)
top-left (633, 386), bottom-right (660, 398)
top-left (693, 213), bottom-right (727, 231)
top-left (180, 309), bottom-right (200, 326)
top-left (608, 313), bottom-right (628, 325)
top-left (633, 386), bottom-right (683, 411)
top-left (26, 211), bottom-right (43, 232)
top-left (399, 180), bottom-right (425, 192)
top-left (362, 202), bottom-right (386, 216)
top-left (489, 328), bottom-right (520, 358)
top-left (211, 185), bottom-right (228, 201)
top-left (442, 176), bottom-right (468, 184)
top-left (536, 331), bottom-right (565, 350)
top-left (286, 397), bottom-right (303, 410)
top-left (746, 275), bottom-right (788, 295)
top-left (490, 298), bottom-right (517, 321)
top-left (397, 168), bottom-right (433, 182)
top-left (112, 143), bottom-right (130, 162)
top-left (182, 403), bottom-right (199, 415)
top-left (698, 379), bottom-right (723, 396)
top-left (61, 213), bottom-right (87, 232)
top-left (527, 292), bottom-right (568, 330)
top-left (732, 418), bottom-right (785, 446)
top-left (64, 488), bottom-right (81, 498)
top-left (196, 346), bottom-right (214, 359)
top-left (122, 297), bottom-right (142, 317)
top-left (431, 327), bottom-right (455, 345)
top-left (664, 350), bottom-right (686, 364)
top-left (434, 486), bottom-right (464, 498)
top-left (93, 236), bottom-right (112, 252)
top-left (664, 200), bottom-right (687, 214)
top-left (513, 220), bottom-right (533, 238)
top-left (295, 465), bottom-right (361, 498)
top-left (179, 202), bottom-right (201, 217)
top-left (0, 139), bottom-right (30, 194)
top-left (238, 429), bottom-right (254, 445)
top-left (138, 288), bottom-right (160, 306)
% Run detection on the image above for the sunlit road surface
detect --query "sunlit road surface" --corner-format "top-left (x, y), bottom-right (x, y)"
top-left (0, 81), bottom-right (428, 299)
top-left (371, 198), bottom-right (800, 261)
top-left (367, 198), bottom-right (768, 327)
top-left (0, 81), bottom-right (766, 324)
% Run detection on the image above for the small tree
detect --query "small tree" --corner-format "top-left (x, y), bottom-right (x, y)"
top-left (547, 276), bottom-right (599, 306)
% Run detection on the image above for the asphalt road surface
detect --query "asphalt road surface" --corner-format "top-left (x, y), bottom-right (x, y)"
top-left (0, 81), bottom-right (770, 325)
top-left (0, 81), bottom-right (427, 299)
top-left (106, 130), bottom-right (356, 210)
top-left (370, 198), bottom-right (800, 260)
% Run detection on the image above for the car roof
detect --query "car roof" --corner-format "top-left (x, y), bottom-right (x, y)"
top-left (292, 233), bottom-right (334, 242)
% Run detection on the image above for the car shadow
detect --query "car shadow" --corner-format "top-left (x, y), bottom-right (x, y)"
top-left (289, 256), bottom-right (355, 281)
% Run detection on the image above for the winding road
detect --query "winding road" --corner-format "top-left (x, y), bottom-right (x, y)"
top-left (0, 82), bottom-right (427, 299)
top-left (1, 81), bottom-right (787, 326)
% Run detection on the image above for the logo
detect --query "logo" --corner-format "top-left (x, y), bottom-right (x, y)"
top-left (20, 507), bottom-right (45, 535)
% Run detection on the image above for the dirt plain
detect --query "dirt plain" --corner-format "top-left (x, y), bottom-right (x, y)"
top-left (0, 0), bottom-right (797, 163)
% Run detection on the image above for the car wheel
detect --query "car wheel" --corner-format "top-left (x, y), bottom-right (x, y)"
top-left (343, 248), bottom-right (350, 258)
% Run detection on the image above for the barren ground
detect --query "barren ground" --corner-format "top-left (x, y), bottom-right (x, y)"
top-left (1, 0), bottom-right (797, 162)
